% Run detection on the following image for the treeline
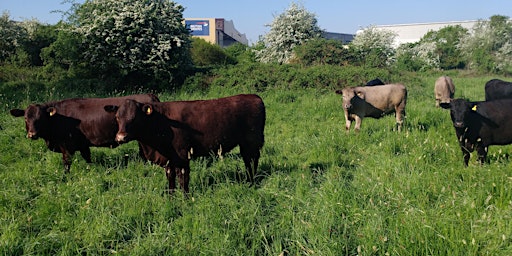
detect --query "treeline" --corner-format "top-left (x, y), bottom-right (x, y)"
top-left (1, 1), bottom-right (511, 98)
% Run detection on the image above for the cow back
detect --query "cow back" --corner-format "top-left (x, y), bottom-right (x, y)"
top-left (485, 79), bottom-right (512, 101)
top-left (147, 94), bottom-right (265, 157)
top-left (354, 84), bottom-right (407, 111)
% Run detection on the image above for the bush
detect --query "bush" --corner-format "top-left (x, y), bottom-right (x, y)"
top-left (209, 63), bottom-right (392, 90)
top-left (290, 38), bottom-right (353, 66)
top-left (190, 38), bottom-right (236, 66)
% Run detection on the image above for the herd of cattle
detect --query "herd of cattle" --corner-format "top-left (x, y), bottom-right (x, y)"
top-left (8, 78), bottom-right (512, 195)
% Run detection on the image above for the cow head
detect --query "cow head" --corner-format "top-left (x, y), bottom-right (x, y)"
top-left (104, 99), bottom-right (153, 143)
top-left (440, 98), bottom-right (476, 128)
top-left (335, 87), bottom-right (365, 110)
top-left (10, 105), bottom-right (57, 139)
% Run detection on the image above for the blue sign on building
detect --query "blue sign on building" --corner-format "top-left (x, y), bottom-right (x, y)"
top-left (185, 20), bottom-right (210, 36)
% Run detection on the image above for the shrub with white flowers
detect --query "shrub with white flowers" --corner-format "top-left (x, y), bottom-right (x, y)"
top-left (255, 2), bottom-right (322, 64)
top-left (74, 0), bottom-right (190, 79)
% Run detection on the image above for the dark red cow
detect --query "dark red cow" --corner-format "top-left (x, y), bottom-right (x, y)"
top-left (104, 94), bottom-right (266, 195)
top-left (441, 98), bottom-right (512, 166)
top-left (10, 94), bottom-right (160, 172)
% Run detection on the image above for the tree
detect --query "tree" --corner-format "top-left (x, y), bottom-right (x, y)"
top-left (255, 2), bottom-right (322, 64)
top-left (0, 11), bottom-right (28, 64)
top-left (18, 22), bottom-right (61, 66)
top-left (420, 25), bottom-right (468, 70)
top-left (393, 25), bottom-right (468, 71)
top-left (350, 25), bottom-right (397, 68)
top-left (459, 15), bottom-right (512, 73)
top-left (72, 0), bottom-right (191, 86)
top-left (394, 41), bottom-right (438, 71)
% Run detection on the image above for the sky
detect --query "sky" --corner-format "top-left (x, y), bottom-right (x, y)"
top-left (3, 0), bottom-right (512, 45)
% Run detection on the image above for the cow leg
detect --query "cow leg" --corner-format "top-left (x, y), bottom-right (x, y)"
top-left (80, 147), bottom-right (92, 163)
top-left (61, 151), bottom-right (73, 173)
top-left (241, 147), bottom-right (260, 184)
top-left (395, 108), bottom-right (405, 132)
top-left (354, 116), bottom-right (362, 132)
top-left (176, 163), bottom-right (190, 195)
top-left (460, 147), bottom-right (471, 167)
top-left (476, 145), bottom-right (488, 165)
top-left (165, 165), bottom-right (176, 194)
top-left (345, 118), bottom-right (352, 131)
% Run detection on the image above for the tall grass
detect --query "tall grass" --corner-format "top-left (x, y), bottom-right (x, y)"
top-left (2, 72), bottom-right (512, 255)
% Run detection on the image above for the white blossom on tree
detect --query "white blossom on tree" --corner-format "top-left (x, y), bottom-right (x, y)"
top-left (74, 0), bottom-right (190, 77)
top-left (255, 2), bottom-right (322, 64)
top-left (352, 25), bottom-right (397, 50)
top-left (459, 15), bottom-right (512, 72)
top-left (351, 25), bottom-right (397, 67)
top-left (0, 12), bottom-right (28, 62)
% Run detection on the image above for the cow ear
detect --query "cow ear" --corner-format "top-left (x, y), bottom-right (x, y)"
top-left (104, 105), bottom-right (119, 113)
top-left (47, 107), bottom-right (57, 117)
top-left (10, 109), bottom-right (25, 117)
top-left (142, 104), bottom-right (153, 115)
top-left (355, 90), bottom-right (365, 98)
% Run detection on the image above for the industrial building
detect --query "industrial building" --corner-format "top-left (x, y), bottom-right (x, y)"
top-left (322, 31), bottom-right (354, 44)
top-left (185, 18), bottom-right (249, 47)
top-left (364, 20), bottom-right (479, 47)
top-left (185, 17), bottom-right (356, 47)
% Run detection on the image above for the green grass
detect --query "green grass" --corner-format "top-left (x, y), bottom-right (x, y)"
top-left (2, 72), bottom-right (512, 255)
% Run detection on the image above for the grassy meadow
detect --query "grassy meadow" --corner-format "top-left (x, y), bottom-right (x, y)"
top-left (2, 72), bottom-right (512, 255)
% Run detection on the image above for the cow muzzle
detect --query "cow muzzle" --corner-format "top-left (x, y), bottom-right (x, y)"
top-left (115, 132), bottom-right (128, 143)
top-left (27, 132), bottom-right (38, 140)
top-left (454, 122), bottom-right (464, 128)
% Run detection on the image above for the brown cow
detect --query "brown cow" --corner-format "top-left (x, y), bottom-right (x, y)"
top-left (335, 84), bottom-right (407, 132)
top-left (435, 76), bottom-right (455, 107)
top-left (10, 94), bottom-right (160, 172)
top-left (104, 94), bottom-right (266, 195)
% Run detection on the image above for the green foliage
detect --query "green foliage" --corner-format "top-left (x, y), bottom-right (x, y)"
top-left (40, 22), bottom-right (83, 72)
top-left (291, 38), bottom-right (354, 66)
top-left (190, 38), bottom-right (236, 66)
top-left (394, 42), bottom-right (439, 71)
top-left (255, 2), bottom-right (322, 64)
top-left (395, 25), bottom-right (469, 72)
top-left (3, 71), bottom-right (512, 255)
top-left (0, 12), bottom-right (28, 63)
top-left (460, 15), bottom-right (512, 74)
top-left (422, 25), bottom-right (468, 70)
top-left (208, 62), bottom-right (390, 90)
top-left (224, 42), bottom-right (257, 64)
top-left (17, 22), bottom-right (60, 67)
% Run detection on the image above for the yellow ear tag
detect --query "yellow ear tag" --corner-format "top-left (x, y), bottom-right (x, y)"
top-left (472, 105), bottom-right (477, 111)
top-left (49, 108), bottom-right (57, 116)
top-left (145, 106), bottom-right (152, 115)
top-left (356, 92), bottom-right (363, 97)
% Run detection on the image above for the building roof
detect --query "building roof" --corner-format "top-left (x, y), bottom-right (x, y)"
top-left (359, 20), bottom-right (479, 46)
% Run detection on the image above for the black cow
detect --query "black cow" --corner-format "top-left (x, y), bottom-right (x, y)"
top-left (10, 94), bottom-right (160, 172)
top-left (104, 94), bottom-right (266, 195)
top-left (365, 78), bottom-right (385, 86)
top-left (485, 79), bottom-right (512, 101)
top-left (441, 98), bottom-right (512, 166)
